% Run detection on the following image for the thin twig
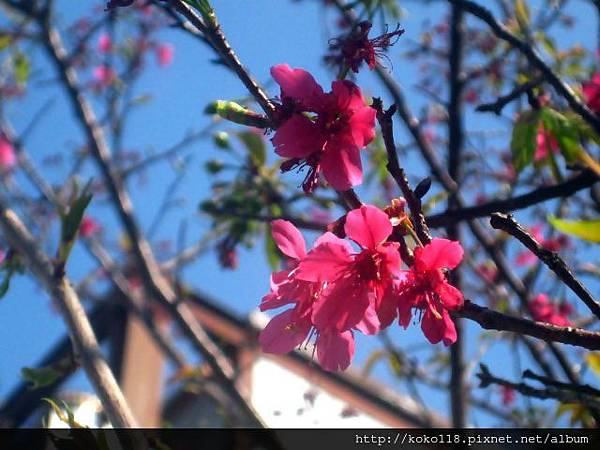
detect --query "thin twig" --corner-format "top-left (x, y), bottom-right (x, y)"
top-left (0, 203), bottom-right (137, 428)
top-left (477, 364), bottom-right (600, 411)
top-left (426, 170), bottom-right (598, 228)
top-left (373, 99), bottom-right (432, 244)
top-left (490, 212), bottom-right (600, 319)
top-left (459, 300), bottom-right (600, 350)
top-left (476, 76), bottom-right (545, 114)
top-left (450, 0), bottom-right (600, 135)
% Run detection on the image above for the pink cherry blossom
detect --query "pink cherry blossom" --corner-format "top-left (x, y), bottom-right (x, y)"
top-left (394, 238), bottom-right (464, 346)
top-left (0, 134), bottom-right (16, 170)
top-left (501, 386), bottom-right (516, 406)
top-left (270, 64), bottom-right (376, 193)
top-left (515, 224), bottom-right (569, 267)
top-left (79, 216), bottom-right (101, 238)
top-left (92, 65), bottom-right (116, 90)
top-left (259, 220), bottom-right (358, 371)
top-left (529, 294), bottom-right (572, 327)
top-left (583, 73), bottom-right (600, 115)
top-left (98, 33), bottom-right (112, 53)
top-left (296, 205), bottom-right (400, 333)
top-left (156, 43), bottom-right (174, 67)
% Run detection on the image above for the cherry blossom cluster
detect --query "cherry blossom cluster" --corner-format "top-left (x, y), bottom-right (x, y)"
top-left (259, 205), bottom-right (464, 371)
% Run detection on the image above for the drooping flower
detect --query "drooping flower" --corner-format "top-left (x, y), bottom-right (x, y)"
top-left (296, 205), bottom-right (400, 333)
top-left (270, 64), bottom-right (376, 193)
top-left (259, 219), bottom-right (360, 371)
top-left (583, 73), bottom-right (600, 115)
top-left (98, 33), bottom-right (112, 53)
top-left (395, 238), bottom-right (464, 346)
top-left (0, 134), bottom-right (16, 170)
top-left (529, 294), bottom-right (573, 327)
top-left (79, 217), bottom-right (102, 238)
top-left (156, 43), bottom-right (174, 67)
top-left (325, 21), bottom-right (404, 73)
top-left (534, 125), bottom-right (559, 162)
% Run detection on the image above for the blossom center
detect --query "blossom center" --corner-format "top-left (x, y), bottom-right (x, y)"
top-left (355, 252), bottom-right (381, 281)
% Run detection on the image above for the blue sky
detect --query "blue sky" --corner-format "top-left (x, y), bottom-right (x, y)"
top-left (1, 0), bottom-right (599, 427)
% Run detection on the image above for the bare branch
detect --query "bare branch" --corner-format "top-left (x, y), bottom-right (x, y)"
top-left (0, 203), bottom-right (137, 428)
top-left (490, 212), bottom-right (600, 319)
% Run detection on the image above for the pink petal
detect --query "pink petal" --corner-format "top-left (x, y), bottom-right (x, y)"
top-left (270, 64), bottom-right (324, 109)
top-left (354, 299), bottom-right (380, 335)
top-left (344, 205), bottom-right (392, 250)
top-left (434, 281), bottom-right (464, 310)
top-left (421, 307), bottom-right (457, 346)
top-left (440, 309), bottom-right (458, 346)
top-left (316, 330), bottom-right (355, 371)
top-left (312, 279), bottom-right (370, 331)
top-left (377, 281), bottom-right (402, 329)
top-left (349, 106), bottom-right (376, 148)
top-left (515, 250), bottom-right (536, 266)
top-left (313, 231), bottom-right (353, 250)
top-left (0, 135), bottom-right (17, 169)
top-left (259, 309), bottom-right (310, 354)
top-left (260, 291), bottom-right (288, 312)
top-left (271, 220), bottom-right (307, 260)
top-left (296, 241), bottom-right (353, 282)
top-left (331, 80), bottom-right (367, 112)
top-left (414, 238), bottom-right (463, 271)
top-left (272, 114), bottom-right (323, 158)
top-left (320, 141), bottom-right (363, 191)
top-left (156, 43), bottom-right (174, 67)
top-left (377, 242), bottom-right (402, 278)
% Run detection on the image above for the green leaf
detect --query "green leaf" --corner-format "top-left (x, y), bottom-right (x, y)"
top-left (0, 34), bottom-right (12, 51)
top-left (13, 52), bottom-right (30, 85)
top-left (265, 227), bottom-right (280, 271)
top-left (548, 216), bottom-right (600, 243)
top-left (58, 182), bottom-right (93, 265)
top-left (237, 131), bottom-right (266, 167)
top-left (511, 110), bottom-right (540, 172)
top-left (515, 0), bottom-right (530, 28)
top-left (183, 0), bottom-right (215, 21)
top-left (22, 366), bottom-right (63, 389)
top-left (565, 111), bottom-right (600, 145)
top-left (586, 352), bottom-right (600, 376)
top-left (540, 108), bottom-right (580, 163)
top-left (42, 398), bottom-right (86, 428)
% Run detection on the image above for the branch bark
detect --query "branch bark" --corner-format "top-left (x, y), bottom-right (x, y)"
top-left (0, 203), bottom-right (137, 428)
top-left (490, 212), bottom-right (600, 319)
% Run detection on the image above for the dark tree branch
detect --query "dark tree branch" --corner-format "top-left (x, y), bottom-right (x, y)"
top-left (0, 204), bottom-right (137, 428)
top-left (450, 0), bottom-right (600, 135)
top-left (477, 364), bottom-right (600, 411)
top-left (165, 0), bottom-right (276, 122)
top-left (426, 170), bottom-right (598, 228)
top-left (459, 301), bottom-right (600, 350)
top-left (490, 213), bottom-right (600, 319)
top-left (447, 1), bottom-right (468, 428)
top-left (523, 369), bottom-right (600, 398)
top-left (476, 76), bottom-right (545, 114)
top-left (22, 7), bottom-right (265, 427)
top-left (373, 99), bottom-right (432, 244)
